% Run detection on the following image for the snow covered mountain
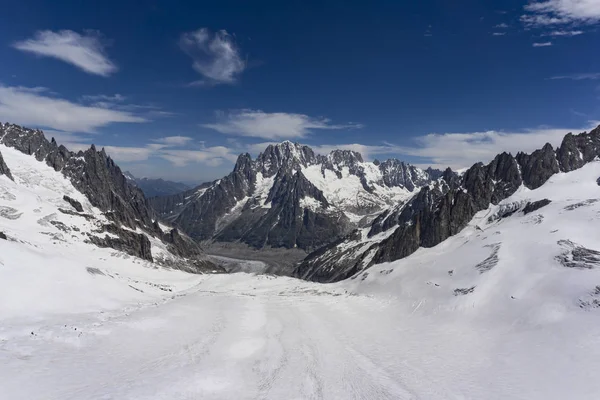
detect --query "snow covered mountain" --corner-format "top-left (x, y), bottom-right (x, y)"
top-left (295, 125), bottom-right (600, 282)
top-left (124, 171), bottom-right (191, 198)
top-left (0, 122), bottom-right (218, 272)
top-left (150, 141), bottom-right (441, 251)
top-left (3, 138), bottom-right (600, 398)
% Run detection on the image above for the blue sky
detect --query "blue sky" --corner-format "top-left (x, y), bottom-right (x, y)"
top-left (1, 0), bottom-right (600, 183)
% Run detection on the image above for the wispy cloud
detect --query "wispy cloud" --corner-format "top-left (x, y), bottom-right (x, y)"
top-left (13, 30), bottom-right (116, 77)
top-left (550, 72), bottom-right (600, 80)
top-left (495, 23), bottom-right (509, 28)
top-left (159, 147), bottom-right (237, 167)
top-left (492, 32), bottom-right (507, 36)
top-left (179, 28), bottom-right (246, 86)
top-left (533, 41), bottom-right (553, 47)
top-left (201, 110), bottom-right (363, 140)
top-left (546, 29), bottom-right (584, 36)
top-left (81, 94), bottom-right (126, 103)
top-left (522, 0), bottom-right (600, 27)
top-left (151, 136), bottom-right (193, 146)
top-left (0, 85), bottom-right (146, 133)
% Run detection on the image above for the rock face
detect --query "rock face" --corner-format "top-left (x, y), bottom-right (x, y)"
top-left (295, 125), bottom-right (600, 282)
top-left (0, 122), bottom-right (215, 271)
top-left (0, 150), bottom-right (13, 181)
top-left (63, 195), bottom-right (84, 212)
top-left (150, 141), bottom-right (441, 252)
top-left (523, 199), bottom-right (551, 215)
top-left (88, 224), bottom-right (154, 262)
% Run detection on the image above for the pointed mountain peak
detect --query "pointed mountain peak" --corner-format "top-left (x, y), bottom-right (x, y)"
top-left (257, 141), bottom-right (317, 176)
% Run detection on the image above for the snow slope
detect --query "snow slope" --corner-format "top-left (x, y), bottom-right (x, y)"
top-left (2, 149), bottom-right (600, 399)
top-left (0, 145), bottom-right (206, 320)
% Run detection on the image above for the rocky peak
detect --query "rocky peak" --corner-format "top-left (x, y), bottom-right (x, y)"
top-left (516, 143), bottom-right (559, 189)
top-left (327, 149), bottom-right (364, 166)
top-left (378, 159), bottom-right (424, 191)
top-left (257, 141), bottom-right (317, 176)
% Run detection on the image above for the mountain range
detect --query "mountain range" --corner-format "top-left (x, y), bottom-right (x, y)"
top-left (3, 121), bottom-right (600, 398)
top-left (3, 121), bottom-right (600, 285)
top-left (150, 141), bottom-right (443, 254)
top-left (123, 172), bottom-right (191, 198)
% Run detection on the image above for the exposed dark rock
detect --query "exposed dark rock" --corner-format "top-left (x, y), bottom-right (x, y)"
top-left (516, 143), bottom-right (559, 189)
top-left (523, 199), bottom-right (551, 215)
top-left (58, 208), bottom-right (95, 221)
top-left (475, 243), bottom-right (501, 273)
top-left (63, 195), bottom-right (84, 212)
top-left (0, 231), bottom-right (7, 240)
top-left (564, 199), bottom-right (600, 211)
top-left (87, 224), bottom-right (153, 262)
top-left (556, 240), bottom-right (600, 269)
top-left (557, 133), bottom-right (586, 172)
top-left (454, 286), bottom-right (476, 296)
top-left (0, 150), bottom-right (13, 181)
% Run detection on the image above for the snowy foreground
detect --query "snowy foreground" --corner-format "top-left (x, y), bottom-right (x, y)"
top-left (2, 146), bottom-right (600, 399)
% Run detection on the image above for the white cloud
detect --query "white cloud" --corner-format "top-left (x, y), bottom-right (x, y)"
top-left (102, 146), bottom-right (154, 162)
top-left (492, 32), bottom-right (507, 36)
top-left (394, 122), bottom-right (600, 170)
top-left (81, 94), bottom-right (126, 103)
top-left (151, 136), bottom-right (193, 146)
top-left (159, 147), bottom-right (238, 167)
top-left (547, 29), bottom-right (584, 36)
top-left (0, 85), bottom-right (146, 133)
top-left (550, 72), bottom-right (600, 80)
top-left (201, 110), bottom-right (363, 139)
top-left (522, 0), bottom-right (600, 26)
top-left (179, 28), bottom-right (245, 85)
top-left (533, 41), bottom-right (553, 46)
top-left (495, 23), bottom-right (509, 28)
top-left (13, 30), bottom-right (116, 77)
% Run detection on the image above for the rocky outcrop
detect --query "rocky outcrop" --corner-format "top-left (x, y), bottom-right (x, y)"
top-left (63, 195), bottom-right (84, 212)
top-left (296, 125), bottom-right (600, 282)
top-left (516, 143), bottom-right (559, 189)
top-left (0, 151), bottom-right (13, 181)
top-left (0, 231), bottom-right (7, 240)
top-left (88, 224), bottom-right (153, 261)
top-left (523, 199), bottom-right (551, 215)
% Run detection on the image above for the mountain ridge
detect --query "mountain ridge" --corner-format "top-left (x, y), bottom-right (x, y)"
top-left (150, 141), bottom-right (442, 253)
top-left (295, 125), bottom-right (600, 282)
top-left (0, 122), bottom-right (217, 272)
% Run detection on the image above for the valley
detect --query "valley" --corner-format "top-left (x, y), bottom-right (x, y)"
top-left (2, 123), bottom-right (600, 399)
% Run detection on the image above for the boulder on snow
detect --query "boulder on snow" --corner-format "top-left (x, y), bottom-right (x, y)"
top-left (523, 199), bottom-right (551, 215)
top-left (63, 195), bottom-right (84, 212)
